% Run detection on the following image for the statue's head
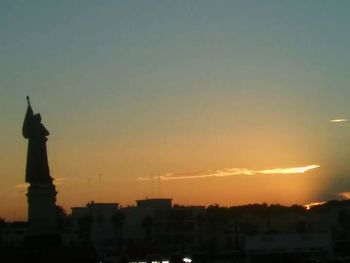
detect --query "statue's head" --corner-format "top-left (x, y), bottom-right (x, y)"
top-left (34, 113), bottom-right (41, 123)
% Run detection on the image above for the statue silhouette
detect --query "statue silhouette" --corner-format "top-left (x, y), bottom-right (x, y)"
top-left (22, 97), bottom-right (52, 184)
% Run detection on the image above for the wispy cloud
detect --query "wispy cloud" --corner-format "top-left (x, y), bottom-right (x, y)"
top-left (53, 177), bottom-right (76, 185)
top-left (14, 183), bottom-right (29, 195)
top-left (15, 183), bottom-right (29, 189)
top-left (14, 177), bottom-right (75, 189)
top-left (138, 165), bottom-right (320, 181)
top-left (330, 119), bottom-right (347, 123)
top-left (258, 165), bottom-right (320, 174)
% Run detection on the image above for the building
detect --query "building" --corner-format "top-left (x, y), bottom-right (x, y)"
top-left (71, 202), bottom-right (119, 257)
top-left (121, 199), bottom-right (205, 253)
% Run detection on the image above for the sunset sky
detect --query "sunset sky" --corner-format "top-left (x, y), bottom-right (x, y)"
top-left (1, 1), bottom-right (350, 220)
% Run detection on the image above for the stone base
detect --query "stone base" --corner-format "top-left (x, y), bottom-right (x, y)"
top-left (26, 183), bottom-right (58, 237)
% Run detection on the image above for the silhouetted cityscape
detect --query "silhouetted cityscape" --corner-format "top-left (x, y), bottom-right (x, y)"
top-left (2, 198), bottom-right (350, 262)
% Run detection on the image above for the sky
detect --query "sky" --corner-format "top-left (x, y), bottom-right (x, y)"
top-left (1, 0), bottom-right (350, 220)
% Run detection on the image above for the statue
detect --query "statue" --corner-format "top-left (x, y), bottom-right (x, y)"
top-left (22, 96), bottom-right (52, 184)
top-left (22, 96), bottom-right (59, 244)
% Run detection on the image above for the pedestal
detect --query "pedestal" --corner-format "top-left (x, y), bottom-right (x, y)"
top-left (26, 183), bottom-right (58, 237)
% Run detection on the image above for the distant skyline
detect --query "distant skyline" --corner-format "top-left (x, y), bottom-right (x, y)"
top-left (1, 1), bottom-right (350, 220)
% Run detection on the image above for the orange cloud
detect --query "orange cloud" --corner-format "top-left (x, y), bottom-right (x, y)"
top-left (15, 177), bottom-right (75, 189)
top-left (259, 165), bottom-right (320, 174)
top-left (330, 119), bottom-right (347, 123)
top-left (138, 165), bottom-right (320, 181)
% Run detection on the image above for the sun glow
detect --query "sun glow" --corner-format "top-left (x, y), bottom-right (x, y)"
top-left (338, 192), bottom-right (350, 199)
top-left (304, 201), bottom-right (326, 210)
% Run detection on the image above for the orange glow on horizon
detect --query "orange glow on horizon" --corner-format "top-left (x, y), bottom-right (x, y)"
top-left (304, 201), bottom-right (326, 210)
top-left (338, 192), bottom-right (350, 199)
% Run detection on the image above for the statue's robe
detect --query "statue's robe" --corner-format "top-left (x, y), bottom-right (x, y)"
top-left (22, 105), bottom-right (52, 184)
